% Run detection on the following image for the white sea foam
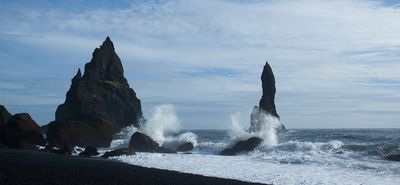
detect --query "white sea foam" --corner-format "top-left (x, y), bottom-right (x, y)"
top-left (112, 152), bottom-right (400, 185)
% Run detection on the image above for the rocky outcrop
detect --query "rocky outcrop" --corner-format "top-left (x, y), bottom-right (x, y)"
top-left (129, 132), bottom-right (175, 153)
top-left (176, 142), bottom-right (194, 152)
top-left (0, 105), bottom-right (12, 145)
top-left (55, 37), bottom-right (143, 133)
top-left (219, 137), bottom-right (262, 156)
top-left (79, 147), bottom-right (99, 157)
top-left (250, 62), bottom-right (286, 132)
top-left (102, 148), bottom-right (136, 158)
top-left (47, 114), bottom-right (113, 148)
top-left (1, 112), bottom-right (46, 149)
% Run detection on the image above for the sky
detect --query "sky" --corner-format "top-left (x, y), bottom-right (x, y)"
top-left (1, 0), bottom-right (400, 129)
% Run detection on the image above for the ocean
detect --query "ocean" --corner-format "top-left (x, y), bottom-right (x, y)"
top-left (103, 128), bottom-right (400, 185)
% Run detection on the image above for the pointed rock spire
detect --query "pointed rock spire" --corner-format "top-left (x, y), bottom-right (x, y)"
top-left (259, 62), bottom-right (279, 118)
top-left (55, 37), bottom-right (143, 133)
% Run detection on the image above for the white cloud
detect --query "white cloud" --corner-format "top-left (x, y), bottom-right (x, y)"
top-left (0, 0), bottom-right (400, 128)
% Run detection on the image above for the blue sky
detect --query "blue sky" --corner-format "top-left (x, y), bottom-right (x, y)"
top-left (1, 0), bottom-right (400, 129)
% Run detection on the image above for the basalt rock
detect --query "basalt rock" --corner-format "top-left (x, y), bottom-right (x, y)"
top-left (219, 137), bottom-right (262, 156)
top-left (55, 37), bottom-right (143, 133)
top-left (79, 147), bottom-right (99, 157)
top-left (2, 113), bottom-right (46, 149)
top-left (176, 142), bottom-right (194, 152)
top-left (47, 114), bottom-right (113, 148)
top-left (0, 105), bottom-right (12, 145)
top-left (102, 147), bottom-right (136, 158)
top-left (250, 62), bottom-right (286, 132)
top-left (129, 132), bottom-right (175, 153)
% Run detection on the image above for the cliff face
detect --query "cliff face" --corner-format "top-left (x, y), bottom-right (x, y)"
top-left (55, 37), bottom-right (143, 132)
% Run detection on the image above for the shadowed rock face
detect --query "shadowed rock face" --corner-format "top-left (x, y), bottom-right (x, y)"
top-left (47, 114), bottom-right (113, 148)
top-left (259, 62), bottom-right (279, 118)
top-left (55, 37), bottom-right (143, 133)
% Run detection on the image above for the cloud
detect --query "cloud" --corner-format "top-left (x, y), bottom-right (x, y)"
top-left (0, 0), bottom-right (399, 128)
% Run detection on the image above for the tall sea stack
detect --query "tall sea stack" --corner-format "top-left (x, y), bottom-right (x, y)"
top-left (250, 62), bottom-right (285, 132)
top-left (259, 62), bottom-right (279, 118)
top-left (55, 37), bottom-right (143, 133)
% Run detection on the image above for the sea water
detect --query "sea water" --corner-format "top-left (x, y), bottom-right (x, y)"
top-left (103, 105), bottom-right (400, 185)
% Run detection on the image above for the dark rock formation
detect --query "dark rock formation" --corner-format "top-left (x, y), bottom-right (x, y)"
top-left (250, 62), bottom-right (286, 132)
top-left (0, 105), bottom-right (11, 127)
top-left (2, 113), bottom-right (46, 149)
top-left (259, 62), bottom-right (279, 118)
top-left (47, 114), bottom-right (113, 148)
top-left (219, 137), bottom-right (262, 156)
top-left (176, 142), bottom-right (194, 152)
top-left (384, 154), bottom-right (400, 162)
top-left (42, 144), bottom-right (71, 155)
top-left (129, 132), bottom-right (175, 153)
top-left (0, 105), bottom-right (12, 145)
top-left (79, 147), bottom-right (99, 157)
top-left (102, 147), bottom-right (136, 158)
top-left (55, 37), bottom-right (143, 133)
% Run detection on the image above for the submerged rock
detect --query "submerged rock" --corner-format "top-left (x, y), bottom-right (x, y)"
top-left (219, 137), bottom-right (262, 156)
top-left (129, 132), bottom-right (175, 153)
top-left (102, 147), bottom-right (136, 158)
top-left (2, 113), bottom-right (45, 149)
top-left (47, 114), bottom-right (113, 148)
top-left (384, 154), bottom-right (400, 162)
top-left (55, 37), bottom-right (143, 133)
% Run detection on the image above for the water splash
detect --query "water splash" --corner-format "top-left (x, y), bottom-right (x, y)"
top-left (228, 111), bottom-right (281, 147)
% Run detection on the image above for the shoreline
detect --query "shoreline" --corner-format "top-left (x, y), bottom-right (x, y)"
top-left (0, 148), bottom-right (270, 185)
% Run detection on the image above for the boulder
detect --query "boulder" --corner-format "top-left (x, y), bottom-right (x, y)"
top-left (2, 113), bottom-right (46, 149)
top-left (102, 148), bottom-right (136, 158)
top-left (55, 37), bottom-right (143, 133)
top-left (129, 132), bottom-right (175, 153)
top-left (79, 147), bottom-right (99, 157)
top-left (47, 114), bottom-right (113, 148)
top-left (384, 154), bottom-right (400, 162)
top-left (176, 142), bottom-right (194, 152)
top-left (219, 137), bottom-right (262, 156)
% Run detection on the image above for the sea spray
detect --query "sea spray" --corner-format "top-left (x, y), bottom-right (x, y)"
top-left (140, 104), bottom-right (198, 149)
top-left (228, 111), bottom-right (281, 147)
top-left (140, 104), bottom-right (180, 145)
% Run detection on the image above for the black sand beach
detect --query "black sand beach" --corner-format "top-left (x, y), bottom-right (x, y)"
top-left (0, 149), bottom-right (269, 185)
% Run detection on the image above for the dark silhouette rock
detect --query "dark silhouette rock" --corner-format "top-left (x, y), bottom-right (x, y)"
top-left (129, 132), bottom-right (175, 153)
top-left (79, 147), bottom-right (99, 157)
top-left (219, 137), bottom-right (262, 156)
top-left (47, 114), bottom-right (113, 148)
top-left (102, 147), bottom-right (136, 158)
top-left (42, 144), bottom-right (71, 155)
top-left (250, 62), bottom-right (286, 132)
top-left (176, 142), bottom-right (194, 152)
top-left (0, 105), bottom-right (12, 145)
top-left (384, 154), bottom-right (400, 162)
top-left (259, 62), bottom-right (279, 118)
top-left (55, 37), bottom-right (143, 133)
top-left (2, 113), bottom-right (46, 149)
top-left (0, 105), bottom-right (11, 127)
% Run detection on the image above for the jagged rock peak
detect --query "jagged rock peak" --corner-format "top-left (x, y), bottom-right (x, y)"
top-left (55, 37), bottom-right (143, 133)
top-left (86, 37), bottom-right (124, 82)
